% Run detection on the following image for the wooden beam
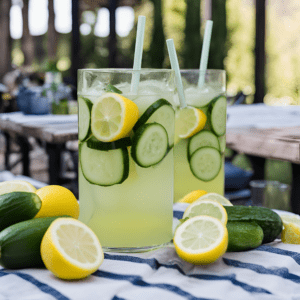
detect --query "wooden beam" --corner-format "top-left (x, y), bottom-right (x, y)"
top-left (108, 0), bottom-right (118, 67)
top-left (254, 0), bottom-right (266, 103)
top-left (0, 0), bottom-right (11, 80)
top-left (71, 0), bottom-right (80, 85)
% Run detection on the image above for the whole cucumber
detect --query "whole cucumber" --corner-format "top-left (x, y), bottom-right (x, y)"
top-left (227, 221), bottom-right (264, 252)
top-left (0, 216), bottom-right (70, 269)
top-left (224, 205), bottom-right (283, 244)
top-left (0, 192), bottom-right (42, 231)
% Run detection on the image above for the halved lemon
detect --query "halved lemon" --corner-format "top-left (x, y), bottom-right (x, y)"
top-left (0, 180), bottom-right (37, 195)
top-left (281, 222), bottom-right (300, 244)
top-left (41, 218), bottom-right (104, 280)
top-left (174, 215), bottom-right (228, 265)
top-left (178, 190), bottom-right (207, 204)
top-left (91, 92), bottom-right (139, 142)
top-left (175, 106), bottom-right (207, 139)
top-left (197, 192), bottom-right (233, 206)
top-left (183, 199), bottom-right (228, 225)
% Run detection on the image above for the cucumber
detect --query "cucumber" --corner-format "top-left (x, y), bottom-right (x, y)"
top-left (131, 123), bottom-right (168, 168)
top-left (133, 99), bottom-right (175, 147)
top-left (0, 192), bottom-right (41, 232)
top-left (188, 130), bottom-right (220, 159)
top-left (208, 95), bottom-right (227, 136)
top-left (78, 96), bottom-right (93, 141)
top-left (0, 216), bottom-right (69, 269)
top-left (227, 221), bottom-right (264, 252)
top-left (189, 146), bottom-right (222, 181)
top-left (224, 205), bottom-right (283, 244)
top-left (80, 141), bottom-right (129, 186)
top-left (87, 136), bottom-right (132, 150)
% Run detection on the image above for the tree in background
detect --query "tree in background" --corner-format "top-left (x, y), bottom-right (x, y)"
top-left (47, 0), bottom-right (58, 61)
top-left (208, 0), bottom-right (227, 70)
top-left (149, 0), bottom-right (165, 68)
top-left (183, 0), bottom-right (201, 69)
top-left (22, 0), bottom-right (35, 66)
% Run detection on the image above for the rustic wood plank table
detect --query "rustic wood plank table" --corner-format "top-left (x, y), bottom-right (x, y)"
top-left (226, 104), bottom-right (300, 214)
top-left (0, 112), bottom-right (78, 185)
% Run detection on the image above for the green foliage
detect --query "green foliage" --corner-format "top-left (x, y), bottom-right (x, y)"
top-left (183, 0), bottom-right (201, 69)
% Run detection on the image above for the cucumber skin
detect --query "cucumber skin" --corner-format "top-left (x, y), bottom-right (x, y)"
top-left (0, 192), bottom-right (41, 232)
top-left (224, 206), bottom-right (283, 244)
top-left (207, 95), bottom-right (227, 137)
top-left (78, 97), bottom-right (93, 142)
top-left (0, 216), bottom-right (70, 269)
top-left (226, 221), bottom-right (264, 252)
top-left (133, 99), bottom-right (173, 131)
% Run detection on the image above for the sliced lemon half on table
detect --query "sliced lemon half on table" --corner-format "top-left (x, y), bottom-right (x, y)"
top-left (41, 218), bottom-right (104, 280)
top-left (0, 180), bottom-right (37, 195)
top-left (175, 106), bottom-right (207, 139)
top-left (183, 199), bottom-right (228, 225)
top-left (91, 92), bottom-right (139, 142)
top-left (197, 192), bottom-right (233, 206)
top-left (280, 214), bottom-right (300, 244)
top-left (174, 215), bottom-right (228, 265)
top-left (178, 189), bottom-right (207, 204)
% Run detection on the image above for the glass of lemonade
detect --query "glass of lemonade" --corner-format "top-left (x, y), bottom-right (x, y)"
top-left (77, 69), bottom-right (176, 252)
top-left (174, 69), bottom-right (226, 201)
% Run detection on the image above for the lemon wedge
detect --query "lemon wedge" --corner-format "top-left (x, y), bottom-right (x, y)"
top-left (197, 192), bottom-right (233, 206)
top-left (178, 190), bottom-right (207, 204)
top-left (174, 215), bottom-right (228, 265)
top-left (175, 106), bottom-right (207, 139)
top-left (183, 199), bottom-right (228, 225)
top-left (281, 222), bottom-right (300, 244)
top-left (0, 180), bottom-right (36, 195)
top-left (41, 218), bottom-right (104, 280)
top-left (91, 92), bottom-right (139, 142)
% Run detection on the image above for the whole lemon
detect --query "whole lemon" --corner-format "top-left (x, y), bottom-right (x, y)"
top-left (35, 185), bottom-right (79, 219)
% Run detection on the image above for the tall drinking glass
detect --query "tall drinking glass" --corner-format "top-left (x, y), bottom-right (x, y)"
top-left (77, 69), bottom-right (175, 252)
top-left (174, 70), bottom-right (226, 201)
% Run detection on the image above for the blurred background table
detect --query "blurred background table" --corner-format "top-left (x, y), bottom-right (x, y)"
top-left (0, 112), bottom-right (78, 190)
top-left (226, 104), bottom-right (300, 215)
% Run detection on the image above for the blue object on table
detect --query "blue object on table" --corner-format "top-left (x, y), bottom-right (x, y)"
top-left (16, 86), bottom-right (51, 115)
top-left (225, 161), bottom-right (253, 190)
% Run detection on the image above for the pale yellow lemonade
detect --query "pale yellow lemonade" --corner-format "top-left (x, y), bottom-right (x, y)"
top-left (78, 70), bottom-right (175, 250)
top-left (174, 70), bottom-right (226, 201)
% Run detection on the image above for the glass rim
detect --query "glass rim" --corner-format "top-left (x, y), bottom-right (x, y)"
top-left (180, 69), bottom-right (226, 74)
top-left (78, 68), bottom-right (175, 74)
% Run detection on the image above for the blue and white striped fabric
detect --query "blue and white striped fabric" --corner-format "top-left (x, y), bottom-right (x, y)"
top-left (1, 203), bottom-right (300, 300)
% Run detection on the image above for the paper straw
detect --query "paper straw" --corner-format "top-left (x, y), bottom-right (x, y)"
top-left (198, 20), bottom-right (213, 88)
top-left (166, 39), bottom-right (187, 108)
top-left (131, 16), bottom-right (146, 93)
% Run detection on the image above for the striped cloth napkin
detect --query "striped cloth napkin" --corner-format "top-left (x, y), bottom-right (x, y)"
top-left (1, 203), bottom-right (300, 300)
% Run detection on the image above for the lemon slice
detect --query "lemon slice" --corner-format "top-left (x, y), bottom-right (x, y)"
top-left (175, 106), bottom-right (207, 139)
top-left (0, 180), bottom-right (37, 195)
top-left (281, 222), bottom-right (300, 244)
top-left (174, 215), bottom-right (228, 265)
top-left (183, 199), bottom-right (228, 225)
top-left (280, 214), bottom-right (300, 226)
top-left (91, 92), bottom-right (139, 142)
top-left (41, 218), bottom-right (104, 280)
top-left (178, 190), bottom-right (207, 204)
top-left (197, 192), bottom-right (233, 206)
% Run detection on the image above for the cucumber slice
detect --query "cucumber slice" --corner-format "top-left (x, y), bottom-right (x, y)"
top-left (133, 99), bottom-right (175, 147)
top-left (78, 97), bottom-right (93, 141)
top-left (188, 130), bottom-right (220, 159)
top-left (104, 84), bottom-right (122, 94)
top-left (131, 123), bottom-right (168, 168)
top-left (208, 95), bottom-right (227, 136)
top-left (80, 142), bottom-right (129, 186)
top-left (189, 147), bottom-right (222, 181)
top-left (87, 136), bottom-right (132, 150)
top-left (218, 134), bottom-right (226, 153)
